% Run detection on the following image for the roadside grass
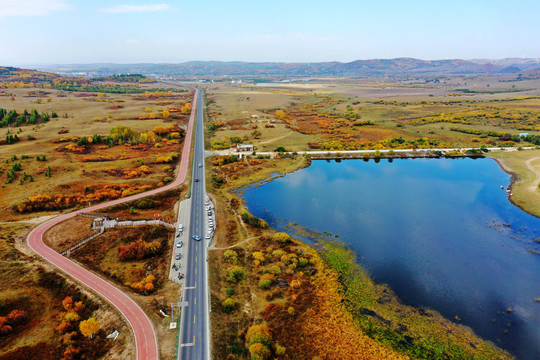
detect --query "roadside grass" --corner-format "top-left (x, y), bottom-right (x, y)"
top-left (43, 216), bottom-right (95, 251)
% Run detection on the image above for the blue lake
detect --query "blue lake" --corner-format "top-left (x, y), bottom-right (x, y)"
top-left (242, 157), bottom-right (540, 360)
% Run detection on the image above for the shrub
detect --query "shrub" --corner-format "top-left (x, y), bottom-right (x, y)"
top-left (298, 257), bottom-right (309, 267)
top-left (272, 232), bottom-right (291, 244)
top-left (259, 279), bottom-right (272, 290)
top-left (275, 343), bottom-right (286, 356)
top-left (223, 250), bottom-right (238, 264)
top-left (265, 265), bottom-right (281, 275)
top-left (246, 324), bottom-right (272, 346)
top-left (222, 298), bottom-right (236, 313)
top-left (227, 266), bottom-right (245, 283)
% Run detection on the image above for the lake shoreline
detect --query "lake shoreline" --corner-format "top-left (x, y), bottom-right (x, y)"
top-left (241, 156), bottom-right (540, 359)
top-left (489, 152), bottom-right (540, 219)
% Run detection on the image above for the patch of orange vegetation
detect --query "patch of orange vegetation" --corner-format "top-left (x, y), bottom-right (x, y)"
top-left (17, 183), bottom-right (152, 213)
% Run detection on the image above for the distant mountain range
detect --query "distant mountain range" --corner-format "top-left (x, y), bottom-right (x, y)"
top-left (35, 58), bottom-right (540, 78)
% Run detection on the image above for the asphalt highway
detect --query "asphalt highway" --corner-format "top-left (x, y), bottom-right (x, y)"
top-left (178, 89), bottom-right (210, 360)
top-left (27, 88), bottom-right (200, 360)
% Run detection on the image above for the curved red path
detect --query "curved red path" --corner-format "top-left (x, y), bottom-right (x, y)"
top-left (27, 89), bottom-right (199, 360)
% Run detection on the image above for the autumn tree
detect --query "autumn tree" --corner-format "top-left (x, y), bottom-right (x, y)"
top-left (272, 232), bottom-right (291, 244)
top-left (79, 317), bottom-right (100, 338)
top-left (275, 110), bottom-right (286, 119)
top-left (222, 298), bottom-right (236, 313)
top-left (109, 125), bottom-right (137, 141)
top-left (227, 266), bottom-right (245, 283)
top-left (223, 250), bottom-right (238, 264)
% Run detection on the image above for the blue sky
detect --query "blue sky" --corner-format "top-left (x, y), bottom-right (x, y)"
top-left (1, 0), bottom-right (539, 65)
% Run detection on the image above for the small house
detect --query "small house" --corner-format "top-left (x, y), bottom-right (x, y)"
top-left (236, 144), bottom-right (254, 152)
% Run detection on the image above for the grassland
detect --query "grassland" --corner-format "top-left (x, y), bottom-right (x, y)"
top-left (0, 85), bottom-right (193, 220)
top-left (489, 149), bottom-right (540, 217)
top-left (204, 79), bottom-right (540, 153)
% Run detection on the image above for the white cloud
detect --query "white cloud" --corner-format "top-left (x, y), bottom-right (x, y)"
top-left (100, 4), bottom-right (171, 14)
top-left (0, 0), bottom-right (71, 17)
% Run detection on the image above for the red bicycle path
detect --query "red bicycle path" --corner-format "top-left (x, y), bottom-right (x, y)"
top-left (27, 89), bottom-right (199, 360)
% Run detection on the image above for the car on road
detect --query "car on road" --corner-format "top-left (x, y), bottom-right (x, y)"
top-left (205, 233), bottom-right (211, 239)
top-left (192, 234), bottom-right (201, 241)
top-left (194, 178), bottom-right (199, 182)
top-left (176, 241), bottom-right (183, 248)
top-left (208, 210), bottom-right (212, 216)
top-left (198, 163), bottom-right (202, 167)
top-left (176, 232), bottom-right (181, 237)
top-left (175, 253), bottom-right (181, 260)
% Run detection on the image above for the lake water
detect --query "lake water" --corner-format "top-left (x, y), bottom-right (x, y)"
top-left (242, 158), bottom-right (540, 360)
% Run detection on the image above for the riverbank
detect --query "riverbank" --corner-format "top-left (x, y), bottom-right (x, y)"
top-left (489, 149), bottom-right (540, 218)
top-left (207, 155), bottom-right (514, 359)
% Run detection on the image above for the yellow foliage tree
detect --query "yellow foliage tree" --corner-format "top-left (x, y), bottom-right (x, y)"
top-left (272, 232), bottom-right (291, 244)
top-left (79, 317), bottom-right (100, 338)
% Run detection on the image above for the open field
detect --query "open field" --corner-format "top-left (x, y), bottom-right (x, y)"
top-left (204, 79), bottom-right (540, 153)
top-left (0, 84), bottom-right (193, 220)
top-left (490, 149), bottom-right (540, 217)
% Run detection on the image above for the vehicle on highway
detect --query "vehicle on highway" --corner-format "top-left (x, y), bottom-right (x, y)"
top-left (175, 253), bottom-right (181, 260)
top-left (176, 232), bottom-right (181, 237)
top-left (176, 241), bottom-right (183, 248)
top-left (193, 234), bottom-right (201, 241)
top-left (195, 178), bottom-right (199, 182)
top-left (198, 163), bottom-right (202, 167)
top-left (205, 200), bottom-right (209, 206)
top-left (205, 233), bottom-right (211, 240)
top-left (208, 210), bottom-right (212, 216)
top-left (178, 224), bottom-right (184, 231)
